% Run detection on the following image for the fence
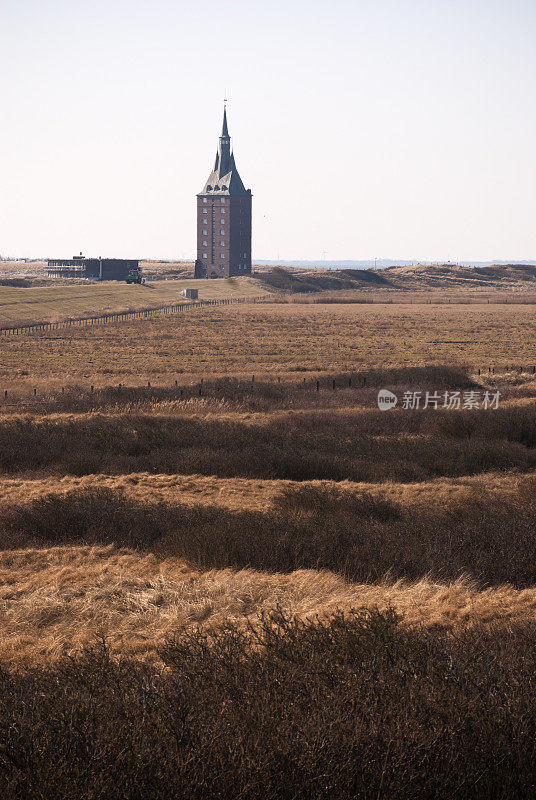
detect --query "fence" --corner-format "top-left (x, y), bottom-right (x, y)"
top-left (2, 364), bottom-right (536, 406)
top-left (0, 294), bottom-right (271, 337)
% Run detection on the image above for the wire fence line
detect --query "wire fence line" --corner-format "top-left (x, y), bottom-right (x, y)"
top-left (0, 294), bottom-right (271, 337)
top-left (2, 364), bottom-right (536, 405)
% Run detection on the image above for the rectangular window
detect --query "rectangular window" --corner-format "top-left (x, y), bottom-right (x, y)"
top-left (221, 209), bottom-right (226, 214)
top-left (220, 229), bottom-right (225, 235)
top-left (220, 254), bottom-right (225, 259)
top-left (202, 241), bottom-right (207, 246)
top-left (202, 210), bottom-right (208, 214)
top-left (220, 199), bottom-right (225, 204)
top-left (203, 198), bottom-right (208, 204)
top-left (220, 218), bottom-right (225, 224)
top-left (202, 254), bottom-right (207, 259)
top-left (219, 240), bottom-right (225, 246)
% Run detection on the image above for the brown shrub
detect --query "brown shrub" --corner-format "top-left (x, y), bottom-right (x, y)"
top-left (4, 483), bottom-right (536, 587)
top-left (2, 609), bottom-right (536, 799)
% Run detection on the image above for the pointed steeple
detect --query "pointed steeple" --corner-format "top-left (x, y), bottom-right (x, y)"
top-left (200, 106), bottom-right (249, 196)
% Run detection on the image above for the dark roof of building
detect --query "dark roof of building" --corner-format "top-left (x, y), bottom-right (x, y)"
top-left (200, 107), bottom-right (249, 196)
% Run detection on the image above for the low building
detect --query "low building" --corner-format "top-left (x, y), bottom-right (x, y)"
top-left (181, 288), bottom-right (199, 299)
top-left (47, 255), bottom-right (139, 281)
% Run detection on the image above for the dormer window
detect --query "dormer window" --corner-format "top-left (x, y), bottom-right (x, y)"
top-left (214, 185), bottom-right (220, 191)
top-left (221, 186), bottom-right (228, 191)
top-left (207, 186), bottom-right (213, 192)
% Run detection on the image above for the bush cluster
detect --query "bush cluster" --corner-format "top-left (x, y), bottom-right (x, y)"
top-left (2, 609), bottom-right (536, 799)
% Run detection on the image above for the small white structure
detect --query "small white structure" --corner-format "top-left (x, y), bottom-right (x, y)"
top-left (181, 288), bottom-right (199, 299)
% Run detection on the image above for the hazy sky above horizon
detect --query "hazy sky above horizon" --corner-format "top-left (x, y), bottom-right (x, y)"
top-left (1, 0), bottom-right (535, 262)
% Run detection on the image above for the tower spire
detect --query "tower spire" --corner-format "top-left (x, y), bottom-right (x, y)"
top-left (221, 101), bottom-right (229, 138)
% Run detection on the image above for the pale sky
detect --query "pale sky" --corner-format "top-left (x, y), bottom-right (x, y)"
top-left (1, 0), bottom-right (535, 262)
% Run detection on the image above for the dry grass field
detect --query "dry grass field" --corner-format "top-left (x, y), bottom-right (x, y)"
top-left (3, 288), bottom-right (536, 797)
top-left (0, 276), bottom-right (266, 329)
top-left (1, 301), bottom-right (536, 392)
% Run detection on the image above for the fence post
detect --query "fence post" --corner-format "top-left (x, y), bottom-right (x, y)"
top-left (316, 380), bottom-right (319, 392)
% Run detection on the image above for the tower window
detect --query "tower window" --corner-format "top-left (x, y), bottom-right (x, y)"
top-left (221, 209), bottom-right (226, 214)
top-left (220, 254), bottom-right (225, 259)
top-left (220, 230), bottom-right (225, 235)
top-left (220, 218), bottom-right (225, 224)
top-left (203, 210), bottom-right (208, 214)
top-left (203, 198), bottom-right (208, 204)
top-left (220, 240), bottom-right (225, 246)
top-left (202, 254), bottom-right (207, 259)
top-left (203, 241), bottom-right (207, 246)
top-left (220, 198), bottom-right (226, 204)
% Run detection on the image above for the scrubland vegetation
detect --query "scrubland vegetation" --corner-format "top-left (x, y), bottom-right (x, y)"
top-left (2, 297), bottom-right (536, 797)
top-left (4, 611), bottom-right (536, 799)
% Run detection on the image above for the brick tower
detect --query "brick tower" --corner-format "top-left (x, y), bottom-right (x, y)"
top-left (194, 106), bottom-right (252, 278)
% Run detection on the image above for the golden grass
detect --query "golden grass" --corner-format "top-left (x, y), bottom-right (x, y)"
top-left (3, 545), bottom-right (536, 667)
top-left (2, 299), bottom-right (536, 669)
top-left (1, 301), bottom-right (536, 391)
top-left (0, 470), bottom-right (532, 513)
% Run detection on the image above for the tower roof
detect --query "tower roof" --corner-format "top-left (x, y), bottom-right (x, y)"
top-left (200, 106), bottom-right (249, 196)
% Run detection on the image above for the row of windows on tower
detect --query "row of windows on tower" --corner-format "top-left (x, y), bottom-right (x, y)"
top-left (203, 198), bottom-right (226, 204)
top-left (202, 210), bottom-right (225, 216)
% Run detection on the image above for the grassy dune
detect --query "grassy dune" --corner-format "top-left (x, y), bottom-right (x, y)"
top-left (3, 544), bottom-right (536, 666)
top-left (3, 302), bottom-right (536, 797)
